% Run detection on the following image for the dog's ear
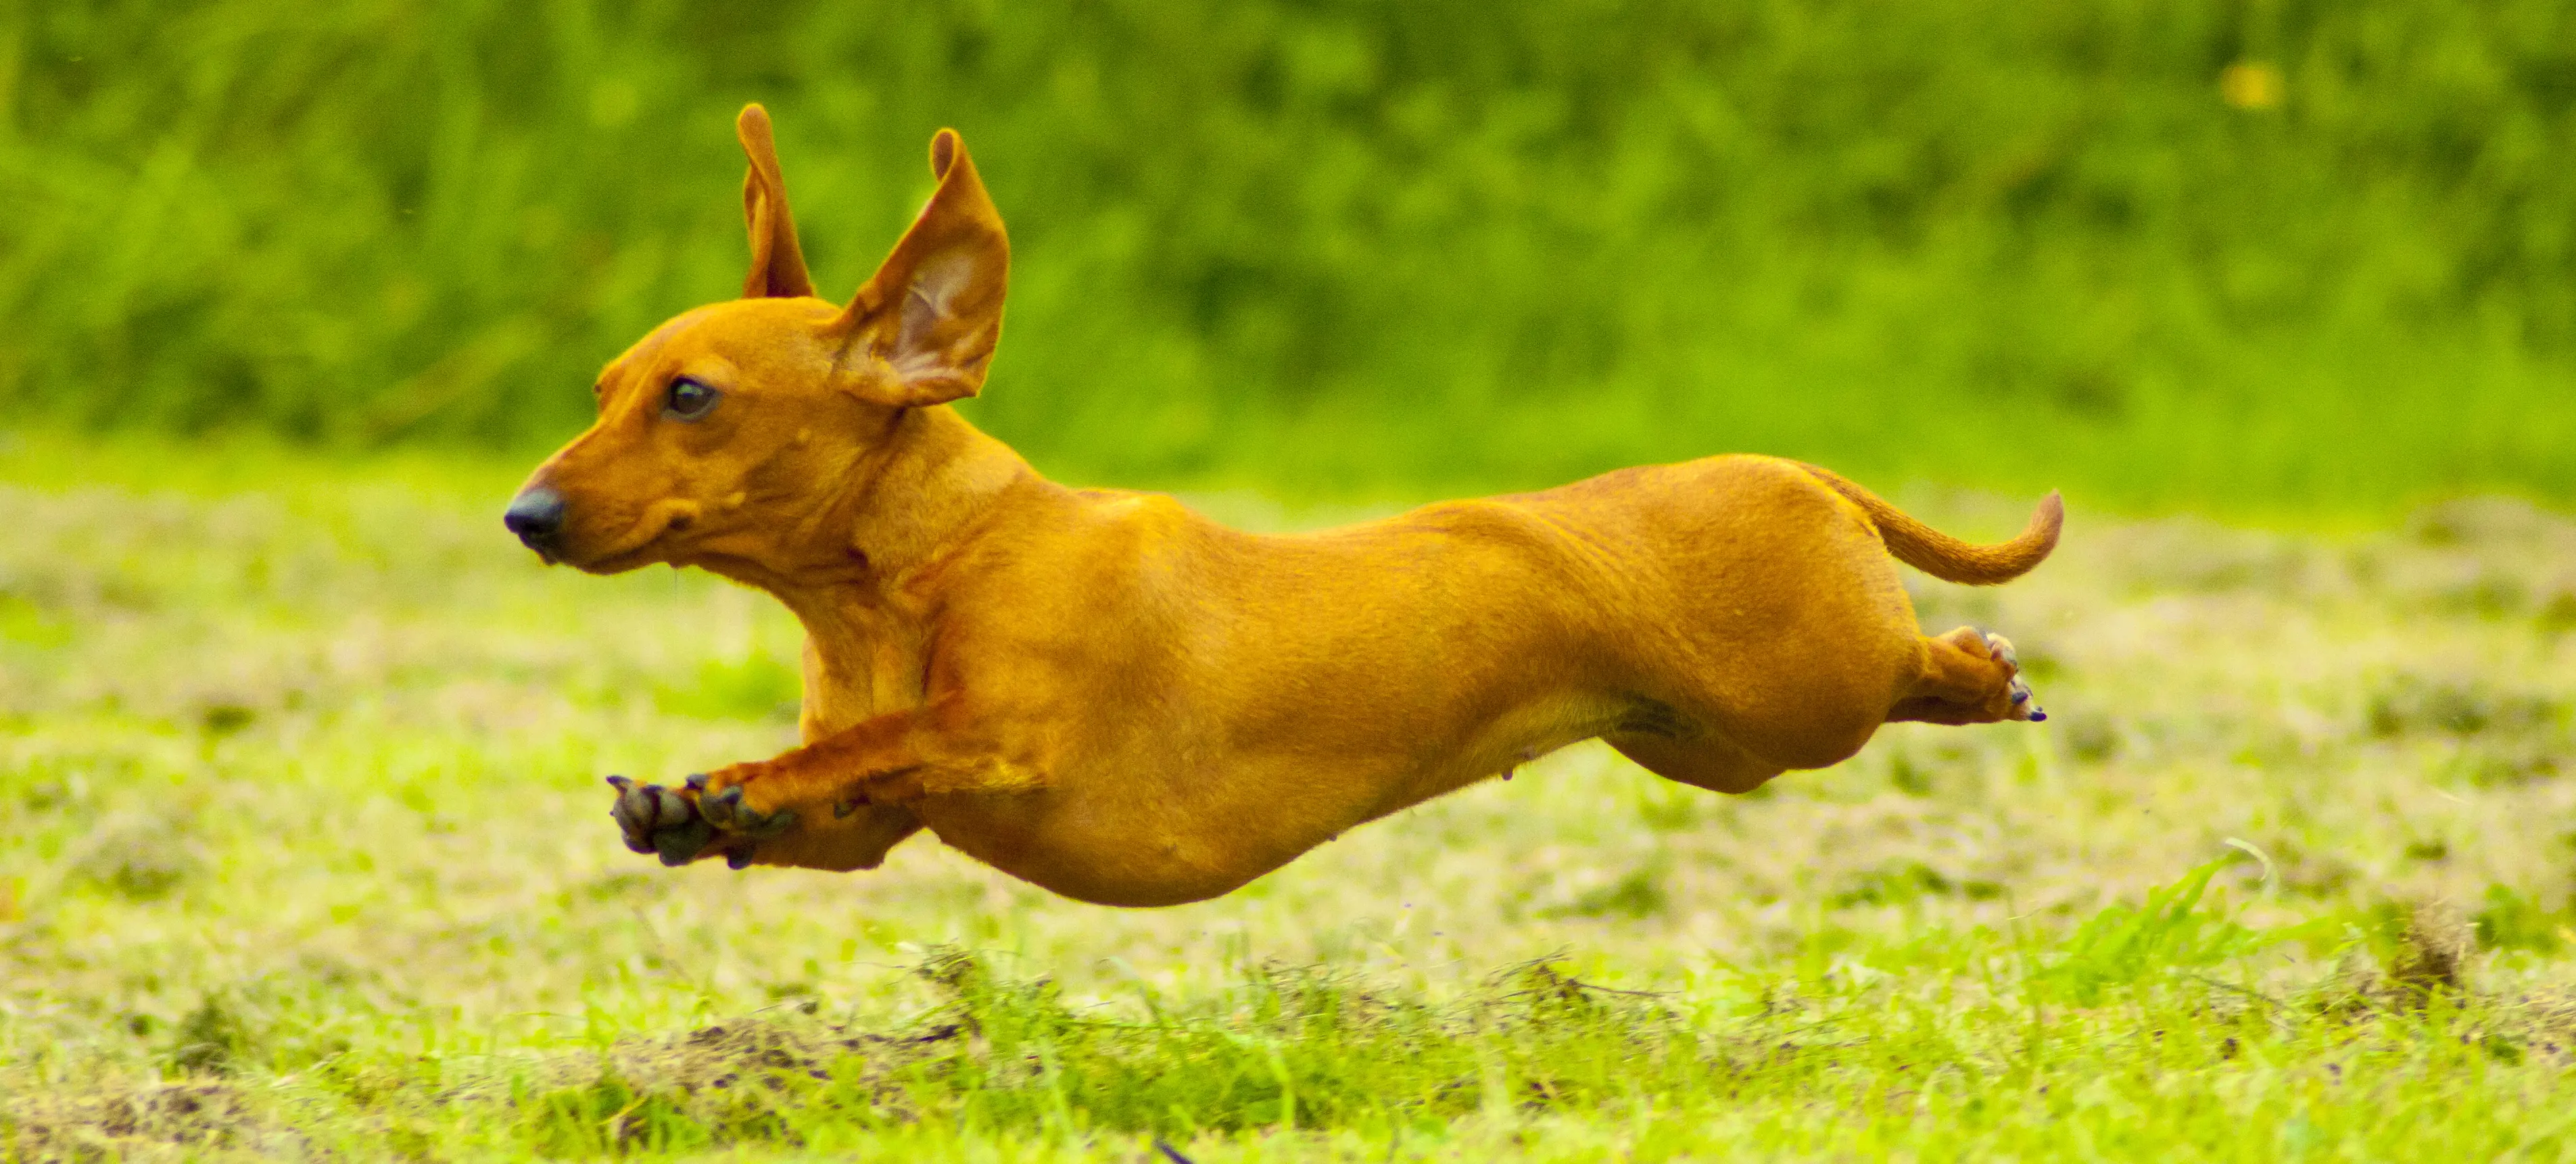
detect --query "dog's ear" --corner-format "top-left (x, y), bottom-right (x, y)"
top-left (737, 104), bottom-right (817, 299)
top-left (827, 128), bottom-right (1009, 407)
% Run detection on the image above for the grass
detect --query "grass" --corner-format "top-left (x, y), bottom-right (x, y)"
top-left (3, 437), bottom-right (2576, 1159)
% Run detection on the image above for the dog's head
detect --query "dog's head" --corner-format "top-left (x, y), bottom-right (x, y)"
top-left (504, 105), bottom-right (1008, 576)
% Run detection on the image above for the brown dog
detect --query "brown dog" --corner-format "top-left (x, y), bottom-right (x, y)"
top-left (504, 105), bottom-right (2061, 907)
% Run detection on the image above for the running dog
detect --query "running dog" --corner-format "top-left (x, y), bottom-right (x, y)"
top-left (503, 105), bottom-right (2060, 906)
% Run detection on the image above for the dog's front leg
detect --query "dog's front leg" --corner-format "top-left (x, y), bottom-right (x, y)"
top-left (606, 694), bottom-right (1035, 869)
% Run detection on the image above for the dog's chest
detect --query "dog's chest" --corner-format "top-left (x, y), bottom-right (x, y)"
top-left (795, 623), bottom-right (928, 742)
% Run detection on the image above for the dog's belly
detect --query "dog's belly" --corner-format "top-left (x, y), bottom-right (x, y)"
top-left (910, 706), bottom-right (1617, 906)
top-left (913, 788), bottom-right (1322, 906)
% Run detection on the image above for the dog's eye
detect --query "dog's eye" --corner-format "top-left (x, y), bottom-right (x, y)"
top-left (664, 377), bottom-right (721, 420)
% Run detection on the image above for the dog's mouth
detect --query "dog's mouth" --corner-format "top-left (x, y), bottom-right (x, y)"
top-left (560, 501), bottom-right (703, 575)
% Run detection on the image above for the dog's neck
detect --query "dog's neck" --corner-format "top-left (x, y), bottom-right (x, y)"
top-left (836, 405), bottom-right (1037, 590)
top-left (712, 405), bottom-right (1039, 710)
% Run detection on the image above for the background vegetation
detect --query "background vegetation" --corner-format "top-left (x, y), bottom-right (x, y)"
top-left (7, 0), bottom-right (2576, 510)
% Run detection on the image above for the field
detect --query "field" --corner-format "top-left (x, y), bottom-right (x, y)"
top-left (4, 436), bottom-right (2575, 1160)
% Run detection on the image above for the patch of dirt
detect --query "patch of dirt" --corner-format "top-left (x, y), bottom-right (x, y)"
top-left (8, 1080), bottom-right (273, 1161)
top-left (5, 1017), bottom-right (965, 1159)
top-left (477, 1013), bottom-right (971, 1152)
top-left (600, 1015), bottom-right (956, 1100)
top-left (2387, 902), bottom-right (2475, 1002)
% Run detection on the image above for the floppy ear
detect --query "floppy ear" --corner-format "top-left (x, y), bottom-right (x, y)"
top-left (827, 128), bottom-right (1009, 407)
top-left (737, 104), bottom-right (817, 299)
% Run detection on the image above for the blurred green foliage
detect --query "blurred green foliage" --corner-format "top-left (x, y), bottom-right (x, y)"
top-left (5, 1), bottom-right (2574, 508)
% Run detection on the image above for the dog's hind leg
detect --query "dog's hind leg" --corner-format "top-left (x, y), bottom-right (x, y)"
top-left (1604, 730), bottom-right (1787, 795)
top-left (1886, 627), bottom-right (2043, 725)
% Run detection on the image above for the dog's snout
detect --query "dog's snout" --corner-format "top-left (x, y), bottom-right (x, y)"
top-left (504, 487), bottom-right (568, 549)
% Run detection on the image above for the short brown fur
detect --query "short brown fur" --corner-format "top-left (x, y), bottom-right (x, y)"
top-left (511, 106), bottom-right (2061, 906)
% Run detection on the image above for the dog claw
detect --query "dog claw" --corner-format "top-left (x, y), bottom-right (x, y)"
top-left (2004, 673), bottom-right (2037, 721)
top-left (686, 773), bottom-right (709, 791)
top-left (726, 848), bottom-right (755, 870)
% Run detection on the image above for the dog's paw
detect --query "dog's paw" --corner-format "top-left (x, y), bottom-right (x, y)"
top-left (607, 773), bottom-right (802, 870)
top-left (606, 775), bottom-right (717, 866)
top-left (1980, 632), bottom-right (2045, 723)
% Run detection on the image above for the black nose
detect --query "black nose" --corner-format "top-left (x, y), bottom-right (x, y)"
top-left (504, 487), bottom-right (567, 548)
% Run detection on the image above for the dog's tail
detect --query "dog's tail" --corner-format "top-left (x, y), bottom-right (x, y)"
top-left (1796, 463), bottom-right (2061, 585)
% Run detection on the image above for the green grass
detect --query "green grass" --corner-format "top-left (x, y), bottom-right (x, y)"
top-left (5, 441), bottom-right (2576, 1158)
top-left (7, 1), bottom-right (2576, 512)
top-left (32, 937), bottom-right (2576, 1160)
